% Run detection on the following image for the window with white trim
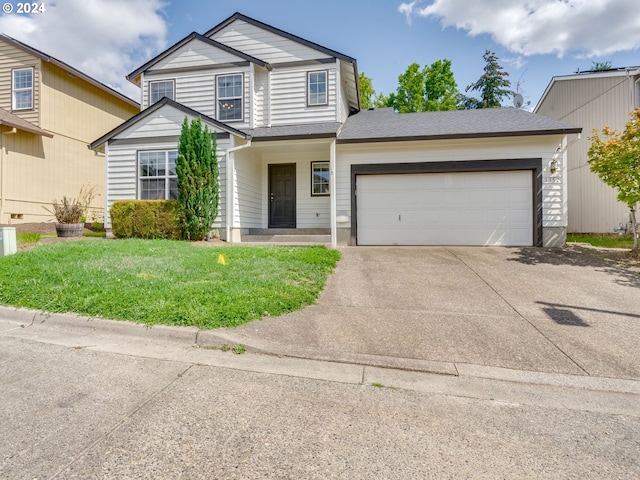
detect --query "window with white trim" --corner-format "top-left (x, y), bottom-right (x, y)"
top-left (149, 80), bottom-right (174, 104)
top-left (138, 150), bottom-right (178, 200)
top-left (13, 68), bottom-right (33, 110)
top-left (308, 71), bottom-right (327, 106)
top-left (311, 161), bottom-right (330, 196)
top-left (217, 74), bottom-right (243, 121)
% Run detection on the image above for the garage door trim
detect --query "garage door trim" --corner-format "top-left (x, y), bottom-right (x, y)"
top-left (350, 158), bottom-right (543, 247)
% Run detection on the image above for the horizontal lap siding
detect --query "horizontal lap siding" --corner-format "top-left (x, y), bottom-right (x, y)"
top-left (537, 76), bottom-right (632, 232)
top-left (261, 145), bottom-right (331, 228)
top-left (0, 42), bottom-right (40, 125)
top-left (337, 136), bottom-right (566, 229)
top-left (270, 67), bottom-right (336, 125)
top-left (154, 39), bottom-right (245, 71)
top-left (210, 20), bottom-right (332, 63)
top-left (234, 150), bottom-right (262, 227)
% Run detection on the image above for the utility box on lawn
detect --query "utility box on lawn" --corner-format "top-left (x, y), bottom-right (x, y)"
top-left (0, 227), bottom-right (17, 256)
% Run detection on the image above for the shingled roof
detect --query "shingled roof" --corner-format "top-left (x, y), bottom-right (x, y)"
top-left (337, 107), bottom-right (581, 143)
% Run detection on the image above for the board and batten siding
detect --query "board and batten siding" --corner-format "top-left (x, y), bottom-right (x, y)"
top-left (0, 41), bottom-right (41, 125)
top-left (209, 19), bottom-right (333, 64)
top-left (335, 135), bottom-right (567, 231)
top-left (536, 74), bottom-right (636, 233)
top-left (270, 66), bottom-right (337, 125)
top-left (259, 143), bottom-right (331, 229)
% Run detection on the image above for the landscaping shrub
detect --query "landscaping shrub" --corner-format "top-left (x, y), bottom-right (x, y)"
top-left (110, 200), bottom-right (180, 239)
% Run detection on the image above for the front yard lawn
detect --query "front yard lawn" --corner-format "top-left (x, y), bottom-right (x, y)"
top-left (0, 239), bottom-right (340, 329)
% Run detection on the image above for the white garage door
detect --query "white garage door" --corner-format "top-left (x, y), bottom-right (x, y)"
top-left (357, 171), bottom-right (533, 246)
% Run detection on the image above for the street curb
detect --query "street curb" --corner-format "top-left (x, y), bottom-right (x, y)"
top-left (2, 305), bottom-right (640, 396)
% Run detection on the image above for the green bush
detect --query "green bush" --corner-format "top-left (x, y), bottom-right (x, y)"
top-left (110, 200), bottom-right (181, 239)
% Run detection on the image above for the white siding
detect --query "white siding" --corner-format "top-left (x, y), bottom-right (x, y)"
top-left (259, 143), bottom-right (331, 228)
top-left (270, 66), bottom-right (337, 125)
top-left (104, 104), bottom-right (234, 229)
top-left (142, 69), bottom-right (250, 127)
top-left (210, 19), bottom-right (333, 64)
top-left (234, 148), bottom-right (262, 227)
top-left (336, 136), bottom-right (567, 230)
top-left (254, 67), bottom-right (269, 127)
top-left (153, 38), bottom-right (247, 71)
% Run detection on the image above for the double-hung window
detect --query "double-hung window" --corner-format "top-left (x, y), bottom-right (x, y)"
top-left (12, 68), bottom-right (33, 110)
top-left (149, 80), bottom-right (174, 104)
top-left (138, 150), bottom-right (178, 200)
top-left (311, 161), bottom-right (330, 196)
top-left (308, 71), bottom-right (327, 106)
top-left (217, 74), bottom-right (243, 121)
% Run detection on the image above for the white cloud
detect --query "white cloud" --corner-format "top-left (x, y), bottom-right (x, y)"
top-left (0, 0), bottom-right (168, 100)
top-left (398, 2), bottom-right (417, 25)
top-left (402, 0), bottom-right (640, 58)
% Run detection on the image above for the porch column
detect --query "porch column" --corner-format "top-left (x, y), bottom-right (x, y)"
top-left (330, 139), bottom-right (337, 248)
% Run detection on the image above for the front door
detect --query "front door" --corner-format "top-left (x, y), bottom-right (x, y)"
top-left (269, 164), bottom-right (296, 228)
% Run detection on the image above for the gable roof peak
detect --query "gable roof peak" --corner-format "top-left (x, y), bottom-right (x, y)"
top-left (204, 11), bottom-right (356, 64)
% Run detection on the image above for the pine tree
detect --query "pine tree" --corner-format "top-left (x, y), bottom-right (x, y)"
top-left (175, 117), bottom-right (219, 241)
top-left (466, 50), bottom-right (513, 108)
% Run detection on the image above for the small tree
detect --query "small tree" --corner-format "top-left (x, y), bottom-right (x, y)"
top-left (176, 117), bottom-right (219, 241)
top-left (465, 50), bottom-right (513, 108)
top-left (588, 108), bottom-right (640, 250)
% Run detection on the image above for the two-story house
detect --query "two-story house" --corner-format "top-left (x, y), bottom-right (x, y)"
top-left (535, 67), bottom-right (640, 233)
top-left (91, 12), bottom-right (580, 247)
top-left (0, 34), bottom-right (139, 225)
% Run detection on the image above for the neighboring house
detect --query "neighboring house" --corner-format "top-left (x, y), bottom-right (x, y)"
top-left (535, 67), bottom-right (640, 233)
top-left (91, 12), bottom-right (580, 247)
top-left (0, 34), bottom-right (139, 225)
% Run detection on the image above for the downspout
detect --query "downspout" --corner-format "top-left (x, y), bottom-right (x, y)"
top-left (330, 138), bottom-right (337, 248)
top-left (225, 139), bottom-right (252, 243)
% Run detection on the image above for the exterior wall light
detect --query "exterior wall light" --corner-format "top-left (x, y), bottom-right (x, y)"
top-left (549, 146), bottom-right (561, 175)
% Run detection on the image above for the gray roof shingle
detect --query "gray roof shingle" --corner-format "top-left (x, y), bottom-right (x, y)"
top-left (337, 107), bottom-right (581, 143)
top-left (243, 122), bottom-right (341, 141)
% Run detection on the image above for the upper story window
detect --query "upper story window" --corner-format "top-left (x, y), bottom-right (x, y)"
top-left (149, 80), bottom-right (175, 104)
top-left (308, 71), bottom-right (327, 106)
top-left (12, 68), bottom-right (33, 110)
top-left (138, 150), bottom-right (178, 200)
top-left (217, 74), bottom-right (243, 122)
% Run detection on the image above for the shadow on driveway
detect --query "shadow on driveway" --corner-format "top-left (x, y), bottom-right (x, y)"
top-left (508, 246), bottom-right (640, 289)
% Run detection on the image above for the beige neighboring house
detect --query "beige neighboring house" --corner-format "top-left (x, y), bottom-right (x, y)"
top-left (0, 34), bottom-right (139, 225)
top-left (535, 67), bottom-right (640, 233)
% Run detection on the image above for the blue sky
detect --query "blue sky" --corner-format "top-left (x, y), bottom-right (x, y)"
top-left (1, 0), bottom-right (639, 109)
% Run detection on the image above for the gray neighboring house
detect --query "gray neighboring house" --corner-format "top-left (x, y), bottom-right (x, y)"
top-left (535, 67), bottom-right (640, 233)
top-left (91, 12), bottom-right (580, 247)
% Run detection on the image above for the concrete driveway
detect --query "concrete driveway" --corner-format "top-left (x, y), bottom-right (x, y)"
top-left (225, 247), bottom-right (640, 380)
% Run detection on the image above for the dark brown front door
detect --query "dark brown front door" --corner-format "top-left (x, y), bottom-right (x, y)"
top-left (269, 164), bottom-right (296, 228)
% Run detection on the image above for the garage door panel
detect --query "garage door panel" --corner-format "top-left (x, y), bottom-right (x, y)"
top-left (357, 171), bottom-right (533, 246)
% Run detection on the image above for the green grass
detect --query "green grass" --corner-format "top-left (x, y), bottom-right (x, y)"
top-left (566, 233), bottom-right (635, 248)
top-left (16, 232), bottom-right (41, 247)
top-left (0, 239), bottom-right (340, 329)
top-left (82, 231), bottom-right (107, 237)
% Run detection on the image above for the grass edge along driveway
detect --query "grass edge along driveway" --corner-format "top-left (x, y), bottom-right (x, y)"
top-left (0, 239), bottom-right (341, 329)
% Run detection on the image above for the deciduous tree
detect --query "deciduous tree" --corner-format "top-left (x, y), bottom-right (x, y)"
top-left (588, 108), bottom-right (640, 250)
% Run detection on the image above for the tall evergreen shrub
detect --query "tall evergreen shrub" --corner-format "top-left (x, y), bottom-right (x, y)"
top-left (176, 117), bottom-right (219, 240)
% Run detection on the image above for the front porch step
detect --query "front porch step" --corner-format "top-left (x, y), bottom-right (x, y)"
top-left (247, 228), bottom-right (330, 235)
top-left (241, 234), bottom-right (331, 244)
